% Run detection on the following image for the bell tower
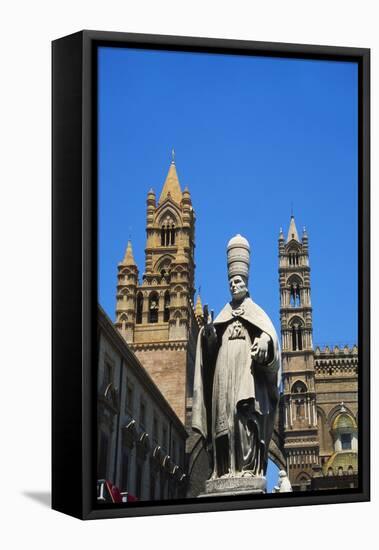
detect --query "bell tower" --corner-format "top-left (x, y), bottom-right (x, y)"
top-left (279, 216), bottom-right (319, 490)
top-left (115, 154), bottom-right (201, 426)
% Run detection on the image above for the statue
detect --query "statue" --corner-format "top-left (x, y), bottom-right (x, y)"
top-left (192, 235), bottom-right (281, 493)
top-left (273, 470), bottom-right (293, 493)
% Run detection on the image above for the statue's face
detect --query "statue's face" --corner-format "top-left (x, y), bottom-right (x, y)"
top-left (229, 275), bottom-right (247, 301)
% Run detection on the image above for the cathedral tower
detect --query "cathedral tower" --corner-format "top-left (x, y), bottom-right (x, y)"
top-left (115, 240), bottom-right (139, 341)
top-left (115, 156), bottom-right (201, 426)
top-left (279, 216), bottom-right (319, 490)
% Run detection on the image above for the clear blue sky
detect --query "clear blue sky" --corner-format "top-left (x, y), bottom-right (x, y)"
top-left (98, 46), bottom-right (358, 491)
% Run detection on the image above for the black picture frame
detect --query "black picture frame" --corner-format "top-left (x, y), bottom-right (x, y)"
top-left (52, 30), bottom-right (370, 520)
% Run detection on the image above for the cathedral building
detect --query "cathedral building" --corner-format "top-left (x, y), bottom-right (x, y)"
top-left (114, 157), bottom-right (201, 428)
top-left (278, 217), bottom-right (358, 491)
top-left (106, 157), bottom-right (358, 495)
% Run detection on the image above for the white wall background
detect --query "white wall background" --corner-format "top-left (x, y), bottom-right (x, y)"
top-left (0, 1), bottom-right (377, 548)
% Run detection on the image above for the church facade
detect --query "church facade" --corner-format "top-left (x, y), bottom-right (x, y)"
top-left (107, 158), bottom-right (358, 494)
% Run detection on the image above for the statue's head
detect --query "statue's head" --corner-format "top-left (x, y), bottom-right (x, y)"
top-left (229, 275), bottom-right (248, 301)
top-left (279, 470), bottom-right (287, 478)
top-left (227, 234), bottom-right (250, 302)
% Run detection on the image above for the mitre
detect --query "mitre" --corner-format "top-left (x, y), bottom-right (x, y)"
top-left (227, 234), bottom-right (250, 281)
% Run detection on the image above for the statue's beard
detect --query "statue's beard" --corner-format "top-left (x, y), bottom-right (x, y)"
top-left (231, 289), bottom-right (247, 302)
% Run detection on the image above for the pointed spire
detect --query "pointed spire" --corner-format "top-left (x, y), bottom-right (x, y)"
top-left (122, 240), bottom-right (137, 266)
top-left (279, 227), bottom-right (284, 241)
top-left (158, 158), bottom-right (183, 205)
top-left (286, 215), bottom-right (300, 243)
top-left (195, 293), bottom-right (203, 317)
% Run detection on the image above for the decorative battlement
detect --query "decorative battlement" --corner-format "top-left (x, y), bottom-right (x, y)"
top-left (314, 344), bottom-right (358, 356)
top-left (314, 345), bottom-right (358, 376)
top-left (130, 340), bottom-right (188, 352)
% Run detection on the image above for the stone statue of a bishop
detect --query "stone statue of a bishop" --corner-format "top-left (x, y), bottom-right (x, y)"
top-left (192, 235), bottom-right (281, 492)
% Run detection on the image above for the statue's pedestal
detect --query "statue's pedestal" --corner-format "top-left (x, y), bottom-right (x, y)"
top-left (199, 475), bottom-right (266, 497)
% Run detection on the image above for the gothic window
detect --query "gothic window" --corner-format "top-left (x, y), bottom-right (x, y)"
top-left (290, 321), bottom-right (303, 351)
top-left (327, 467), bottom-right (333, 476)
top-left (136, 292), bottom-right (143, 324)
top-left (161, 218), bottom-right (176, 246)
top-left (120, 287), bottom-right (129, 301)
top-left (288, 250), bottom-right (300, 266)
top-left (157, 257), bottom-right (172, 282)
top-left (292, 381), bottom-right (307, 394)
top-left (163, 290), bottom-right (170, 322)
top-left (289, 281), bottom-right (301, 307)
top-left (148, 292), bottom-right (159, 323)
top-left (292, 381), bottom-right (306, 420)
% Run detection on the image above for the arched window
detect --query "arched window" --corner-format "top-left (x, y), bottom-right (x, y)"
top-left (161, 217), bottom-right (176, 246)
top-left (327, 467), bottom-right (333, 477)
top-left (290, 319), bottom-right (303, 351)
top-left (288, 249), bottom-right (300, 266)
top-left (332, 413), bottom-right (356, 452)
top-left (292, 381), bottom-right (307, 420)
top-left (288, 276), bottom-right (302, 307)
top-left (163, 291), bottom-right (170, 322)
top-left (174, 310), bottom-right (182, 327)
top-left (136, 292), bottom-right (143, 324)
top-left (120, 313), bottom-right (128, 330)
top-left (292, 381), bottom-right (307, 394)
top-left (156, 257), bottom-right (172, 282)
top-left (148, 292), bottom-right (159, 323)
top-left (290, 282), bottom-right (301, 306)
top-left (121, 287), bottom-right (129, 301)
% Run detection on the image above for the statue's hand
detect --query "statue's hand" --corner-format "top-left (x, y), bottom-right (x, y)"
top-left (251, 333), bottom-right (271, 364)
top-left (204, 322), bottom-right (216, 340)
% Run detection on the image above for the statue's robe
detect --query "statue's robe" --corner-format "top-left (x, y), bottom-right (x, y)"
top-left (192, 297), bottom-right (281, 477)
